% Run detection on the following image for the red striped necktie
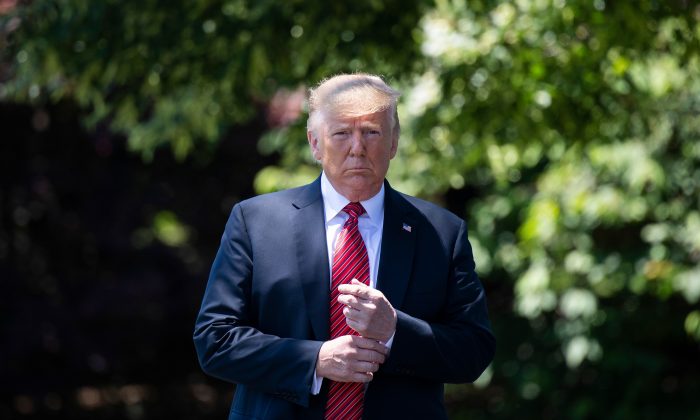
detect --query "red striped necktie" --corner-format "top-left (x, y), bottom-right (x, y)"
top-left (325, 202), bottom-right (370, 420)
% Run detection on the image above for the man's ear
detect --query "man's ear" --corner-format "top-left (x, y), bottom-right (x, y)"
top-left (389, 131), bottom-right (399, 159)
top-left (307, 130), bottom-right (322, 161)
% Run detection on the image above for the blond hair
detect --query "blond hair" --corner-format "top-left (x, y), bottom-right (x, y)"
top-left (307, 73), bottom-right (401, 137)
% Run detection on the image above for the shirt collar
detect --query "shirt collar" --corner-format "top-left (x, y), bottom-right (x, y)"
top-left (321, 172), bottom-right (384, 225)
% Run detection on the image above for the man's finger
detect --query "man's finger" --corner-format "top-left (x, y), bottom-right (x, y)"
top-left (337, 294), bottom-right (360, 307)
top-left (352, 360), bottom-right (380, 373)
top-left (351, 336), bottom-right (389, 354)
top-left (338, 281), bottom-right (375, 298)
top-left (355, 349), bottom-right (386, 364)
top-left (346, 317), bottom-right (367, 334)
top-left (338, 293), bottom-right (375, 309)
top-left (352, 372), bottom-right (373, 383)
top-left (342, 305), bottom-right (360, 318)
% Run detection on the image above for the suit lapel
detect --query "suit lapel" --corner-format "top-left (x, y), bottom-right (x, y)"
top-left (376, 183), bottom-right (416, 310)
top-left (292, 177), bottom-right (331, 341)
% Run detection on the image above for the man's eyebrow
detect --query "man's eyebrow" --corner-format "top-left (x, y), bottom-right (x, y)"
top-left (328, 121), bottom-right (381, 131)
top-left (328, 122), bottom-right (351, 128)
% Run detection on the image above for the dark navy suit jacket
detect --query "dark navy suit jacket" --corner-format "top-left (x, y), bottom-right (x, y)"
top-left (193, 177), bottom-right (495, 419)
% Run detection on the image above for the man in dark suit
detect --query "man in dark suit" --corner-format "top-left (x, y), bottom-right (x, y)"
top-left (194, 74), bottom-right (495, 419)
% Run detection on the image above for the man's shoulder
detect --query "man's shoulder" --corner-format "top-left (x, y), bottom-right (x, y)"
top-left (391, 189), bottom-right (464, 228)
top-left (236, 181), bottom-right (318, 211)
top-left (239, 186), bottom-right (301, 205)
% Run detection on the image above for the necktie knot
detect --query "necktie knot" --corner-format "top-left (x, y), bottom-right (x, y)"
top-left (343, 202), bottom-right (366, 221)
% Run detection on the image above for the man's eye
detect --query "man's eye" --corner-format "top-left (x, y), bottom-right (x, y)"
top-left (333, 131), bottom-right (348, 137)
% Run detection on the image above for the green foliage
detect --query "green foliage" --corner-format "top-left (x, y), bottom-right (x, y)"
top-left (254, 1), bottom-right (700, 417)
top-left (1, 0), bottom-right (426, 159)
top-left (4, 0), bottom-right (700, 418)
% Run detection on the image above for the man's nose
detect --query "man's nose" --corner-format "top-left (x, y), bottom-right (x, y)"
top-left (348, 130), bottom-right (366, 156)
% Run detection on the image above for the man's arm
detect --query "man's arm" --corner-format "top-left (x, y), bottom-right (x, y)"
top-left (193, 204), bottom-right (322, 406)
top-left (383, 219), bottom-right (495, 382)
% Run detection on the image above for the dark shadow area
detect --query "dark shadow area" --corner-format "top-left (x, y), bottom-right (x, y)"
top-left (0, 101), bottom-right (273, 419)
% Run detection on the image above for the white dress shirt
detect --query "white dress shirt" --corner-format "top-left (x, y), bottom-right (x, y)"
top-left (321, 172), bottom-right (385, 289)
top-left (311, 172), bottom-right (394, 394)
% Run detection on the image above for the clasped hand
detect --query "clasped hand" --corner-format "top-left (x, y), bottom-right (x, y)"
top-left (338, 279), bottom-right (397, 342)
top-left (316, 280), bottom-right (397, 383)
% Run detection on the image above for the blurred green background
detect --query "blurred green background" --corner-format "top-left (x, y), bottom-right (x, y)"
top-left (2, 0), bottom-right (700, 419)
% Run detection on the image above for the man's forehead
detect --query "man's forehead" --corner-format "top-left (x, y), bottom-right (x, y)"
top-left (323, 110), bottom-right (388, 127)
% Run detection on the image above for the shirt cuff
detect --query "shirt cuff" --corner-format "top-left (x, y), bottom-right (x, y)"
top-left (384, 330), bottom-right (395, 350)
top-left (311, 369), bottom-right (323, 395)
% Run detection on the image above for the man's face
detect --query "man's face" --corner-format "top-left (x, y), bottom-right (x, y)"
top-left (308, 109), bottom-right (398, 201)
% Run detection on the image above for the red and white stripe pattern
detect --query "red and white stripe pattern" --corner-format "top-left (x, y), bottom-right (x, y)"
top-left (325, 202), bottom-right (369, 420)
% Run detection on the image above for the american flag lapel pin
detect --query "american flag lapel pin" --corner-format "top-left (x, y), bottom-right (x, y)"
top-left (402, 222), bottom-right (412, 233)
